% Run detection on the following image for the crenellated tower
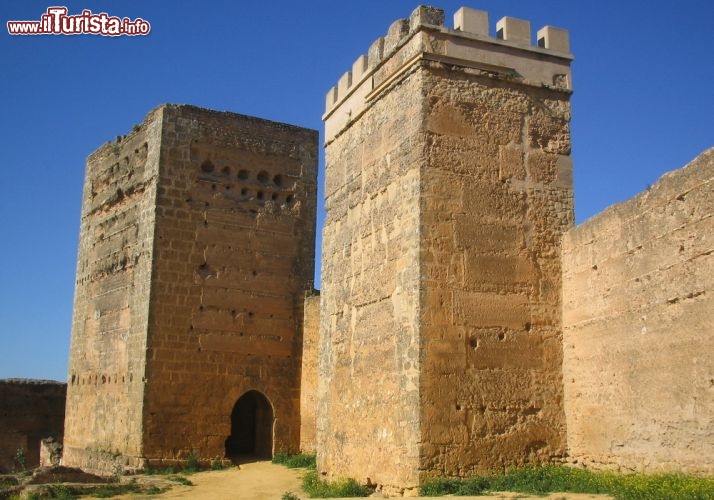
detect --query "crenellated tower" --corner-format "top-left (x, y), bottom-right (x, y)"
top-left (318, 5), bottom-right (574, 494)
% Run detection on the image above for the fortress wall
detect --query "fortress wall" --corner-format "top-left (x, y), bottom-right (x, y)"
top-left (63, 112), bottom-right (162, 473)
top-left (299, 292), bottom-right (320, 452)
top-left (0, 380), bottom-right (66, 473)
top-left (141, 105), bottom-right (317, 463)
top-left (420, 66), bottom-right (573, 477)
top-left (562, 148), bottom-right (714, 474)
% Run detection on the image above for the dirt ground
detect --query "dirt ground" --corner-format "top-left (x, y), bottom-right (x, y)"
top-left (83, 460), bottom-right (613, 500)
top-left (156, 461), bottom-right (305, 499)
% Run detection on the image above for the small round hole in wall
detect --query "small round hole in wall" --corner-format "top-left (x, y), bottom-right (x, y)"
top-left (257, 190), bottom-right (264, 201)
top-left (285, 194), bottom-right (294, 204)
top-left (271, 192), bottom-right (279, 201)
top-left (238, 169), bottom-right (250, 180)
top-left (201, 160), bottom-right (214, 173)
top-left (273, 174), bottom-right (284, 186)
top-left (257, 170), bottom-right (269, 183)
top-left (222, 166), bottom-right (231, 176)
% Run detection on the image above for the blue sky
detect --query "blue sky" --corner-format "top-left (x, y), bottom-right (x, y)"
top-left (1, 1), bottom-right (712, 381)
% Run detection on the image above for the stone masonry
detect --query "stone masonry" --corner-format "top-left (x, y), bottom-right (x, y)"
top-left (63, 105), bottom-right (317, 473)
top-left (562, 148), bottom-right (714, 475)
top-left (58, 3), bottom-right (714, 492)
top-left (0, 379), bottom-right (66, 473)
top-left (299, 291), bottom-right (321, 452)
top-left (319, 6), bottom-right (573, 493)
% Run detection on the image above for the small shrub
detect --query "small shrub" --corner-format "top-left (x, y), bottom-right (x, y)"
top-left (185, 451), bottom-right (200, 472)
top-left (14, 448), bottom-right (26, 472)
top-left (273, 452), bottom-right (317, 469)
top-left (302, 470), bottom-right (369, 498)
top-left (144, 466), bottom-right (176, 475)
top-left (420, 477), bottom-right (461, 496)
top-left (282, 492), bottom-right (300, 500)
top-left (210, 456), bottom-right (227, 470)
top-left (145, 485), bottom-right (162, 495)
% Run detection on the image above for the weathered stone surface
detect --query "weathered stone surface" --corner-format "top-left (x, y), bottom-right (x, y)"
top-left (63, 110), bottom-right (161, 473)
top-left (319, 6), bottom-right (573, 492)
top-left (562, 148), bottom-right (714, 475)
top-left (64, 105), bottom-right (318, 473)
top-left (300, 292), bottom-right (320, 452)
top-left (40, 437), bottom-right (62, 467)
top-left (0, 379), bottom-right (66, 473)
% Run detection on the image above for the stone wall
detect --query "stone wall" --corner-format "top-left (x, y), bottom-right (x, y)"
top-left (0, 379), bottom-right (66, 473)
top-left (140, 105), bottom-right (317, 466)
top-left (420, 57), bottom-right (573, 478)
top-left (562, 148), bottom-right (714, 474)
top-left (319, 55), bottom-right (425, 491)
top-left (63, 111), bottom-right (161, 473)
top-left (300, 292), bottom-right (320, 452)
top-left (65, 105), bottom-right (318, 472)
top-left (320, 6), bottom-right (573, 493)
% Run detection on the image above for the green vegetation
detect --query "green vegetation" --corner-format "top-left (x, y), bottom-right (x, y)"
top-left (281, 492), bottom-right (300, 500)
top-left (169, 475), bottom-right (194, 486)
top-left (273, 452), bottom-right (317, 469)
top-left (144, 466), bottom-right (178, 475)
top-left (273, 452), bottom-right (367, 497)
top-left (144, 485), bottom-right (163, 495)
top-left (185, 451), bottom-right (200, 473)
top-left (14, 448), bottom-right (26, 472)
top-left (301, 470), bottom-right (369, 498)
top-left (11, 482), bottom-right (146, 499)
top-left (420, 465), bottom-right (714, 499)
top-left (0, 477), bottom-right (19, 489)
top-left (210, 457), bottom-right (228, 470)
top-left (91, 482), bottom-right (146, 498)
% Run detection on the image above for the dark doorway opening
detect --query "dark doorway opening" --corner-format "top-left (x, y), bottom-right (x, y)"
top-left (225, 390), bottom-right (274, 460)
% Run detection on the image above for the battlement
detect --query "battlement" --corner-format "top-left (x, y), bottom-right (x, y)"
top-left (324, 5), bottom-right (572, 141)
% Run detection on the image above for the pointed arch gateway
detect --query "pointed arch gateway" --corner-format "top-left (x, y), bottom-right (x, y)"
top-left (225, 390), bottom-right (274, 459)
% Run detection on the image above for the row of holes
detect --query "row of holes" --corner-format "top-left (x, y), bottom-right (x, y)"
top-left (209, 183), bottom-right (294, 204)
top-left (200, 161), bottom-right (285, 187)
top-left (70, 373), bottom-right (134, 385)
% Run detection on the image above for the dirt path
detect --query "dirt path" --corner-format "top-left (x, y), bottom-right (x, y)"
top-left (87, 461), bottom-right (613, 499)
top-left (147, 461), bottom-right (305, 499)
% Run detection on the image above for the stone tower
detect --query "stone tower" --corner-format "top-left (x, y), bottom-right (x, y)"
top-left (64, 105), bottom-right (317, 472)
top-left (318, 6), bottom-right (573, 494)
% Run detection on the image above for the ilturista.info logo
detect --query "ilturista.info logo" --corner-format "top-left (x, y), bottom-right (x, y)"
top-left (7, 7), bottom-right (150, 36)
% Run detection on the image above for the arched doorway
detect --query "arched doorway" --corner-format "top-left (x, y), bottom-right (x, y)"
top-left (225, 390), bottom-right (274, 459)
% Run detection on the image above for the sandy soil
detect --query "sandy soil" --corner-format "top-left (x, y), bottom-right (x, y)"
top-left (85, 461), bottom-right (613, 499)
top-left (156, 461), bottom-right (305, 499)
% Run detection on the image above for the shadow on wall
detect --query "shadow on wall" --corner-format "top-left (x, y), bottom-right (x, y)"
top-left (0, 380), bottom-right (66, 473)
